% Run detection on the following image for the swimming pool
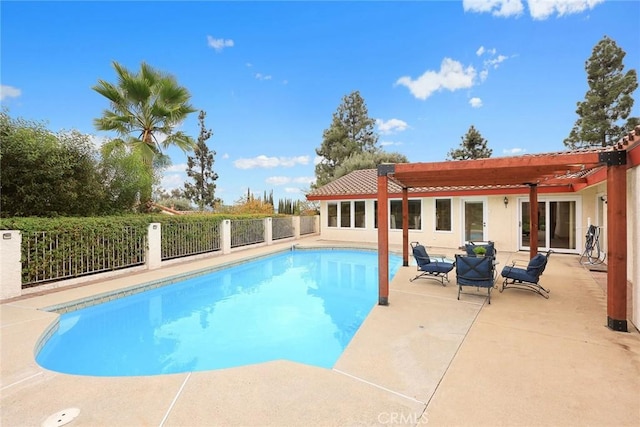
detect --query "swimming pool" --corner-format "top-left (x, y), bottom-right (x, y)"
top-left (36, 249), bottom-right (402, 376)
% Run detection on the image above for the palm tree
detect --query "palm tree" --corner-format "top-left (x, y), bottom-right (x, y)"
top-left (93, 61), bottom-right (197, 208)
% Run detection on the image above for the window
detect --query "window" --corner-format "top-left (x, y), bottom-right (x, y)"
top-left (328, 203), bottom-right (338, 227)
top-left (374, 200), bottom-right (422, 229)
top-left (354, 201), bottom-right (365, 228)
top-left (328, 201), bottom-right (367, 229)
top-left (340, 202), bottom-right (351, 227)
top-left (435, 199), bottom-right (452, 231)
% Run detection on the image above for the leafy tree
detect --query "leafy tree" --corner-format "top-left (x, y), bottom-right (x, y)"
top-left (93, 61), bottom-right (197, 207)
top-left (625, 116), bottom-right (639, 134)
top-left (277, 198), bottom-right (299, 215)
top-left (99, 145), bottom-right (156, 213)
top-left (263, 190), bottom-right (274, 207)
top-left (232, 188), bottom-right (274, 214)
top-left (447, 125), bottom-right (492, 160)
top-left (333, 151), bottom-right (408, 180)
top-left (315, 91), bottom-right (379, 187)
top-left (564, 36), bottom-right (638, 149)
top-left (184, 111), bottom-right (218, 210)
top-left (0, 111), bottom-right (105, 217)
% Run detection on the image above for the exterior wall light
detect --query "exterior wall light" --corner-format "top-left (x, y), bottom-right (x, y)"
top-left (503, 197), bottom-right (509, 207)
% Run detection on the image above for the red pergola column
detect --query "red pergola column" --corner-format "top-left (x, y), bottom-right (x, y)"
top-left (402, 188), bottom-right (409, 267)
top-left (605, 152), bottom-right (628, 332)
top-left (377, 165), bottom-right (391, 306)
top-left (529, 184), bottom-right (538, 259)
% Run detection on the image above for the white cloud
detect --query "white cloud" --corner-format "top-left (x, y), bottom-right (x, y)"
top-left (166, 163), bottom-right (187, 173)
top-left (376, 118), bottom-right (409, 135)
top-left (246, 62), bottom-right (253, 67)
top-left (395, 58), bottom-right (477, 100)
top-left (529, 0), bottom-right (605, 20)
top-left (234, 155), bottom-right (310, 169)
top-left (266, 176), bottom-right (315, 186)
top-left (285, 187), bottom-right (302, 194)
top-left (464, 0), bottom-right (603, 19)
top-left (161, 173), bottom-right (185, 191)
top-left (463, 0), bottom-right (524, 17)
top-left (294, 176), bottom-right (315, 184)
top-left (314, 156), bottom-right (324, 166)
top-left (477, 48), bottom-right (510, 82)
top-left (503, 147), bottom-right (526, 155)
top-left (222, 153), bottom-right (230, 159)
top-left (380, 140), bottom-right (403, 147)
top-left (207, 36), bottom-right (234, 52)
top-left (255, 73), bottom-right (272, 81)
top-left (485, 54), bottom-right (508, 69)
top-left (0, 84), bottom-right (21, 100)
top-left (469, 97), bottom-right (483, 108)
top-left (266, 176), bottom-right (291, 185)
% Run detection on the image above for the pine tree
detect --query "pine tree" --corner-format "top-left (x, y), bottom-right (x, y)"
top-left (184, 111), bottom-right (218, 210)
top-left (314, 91), bottom-right (379, 187)
top-left (447, 125), bottom-right (492, 160)
top-left (564, 36), bottom-right (638, 149)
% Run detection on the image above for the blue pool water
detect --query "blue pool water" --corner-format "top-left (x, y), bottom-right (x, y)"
top-left (36, 249), bottom-right (401, 376)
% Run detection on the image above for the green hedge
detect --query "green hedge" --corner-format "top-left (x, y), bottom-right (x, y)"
top-left (0, 214), bottom-right (274, 286)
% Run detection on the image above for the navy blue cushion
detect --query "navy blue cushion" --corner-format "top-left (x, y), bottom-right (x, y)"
top-left (455, 255), bottom-right (494, 288)
top-left (526, 254), bottom-right (547, 276)
top-left (501, 266), bottom-right (538, 284)
top-left (421, 262), bottom-right (455, 274)
top-left (412, 245), bottom-right (430, 267)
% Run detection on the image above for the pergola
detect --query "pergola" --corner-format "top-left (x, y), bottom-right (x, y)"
top-left (376, 147), bottom-right (632, 332)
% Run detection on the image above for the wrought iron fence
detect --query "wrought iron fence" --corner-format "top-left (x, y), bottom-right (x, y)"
top-left (161, 221), bottom-right (221, 261)
top-left (272, 217), bottom-right (295, 240)
top-left (230, 218), bottom-right (265, 248)
top-left (22, 227), bottom-right (146, 287)
top-left (300, 216), bottom-right (316, 235)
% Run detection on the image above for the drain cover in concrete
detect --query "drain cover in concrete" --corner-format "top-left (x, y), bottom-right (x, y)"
top-left (42, 408), bottom-right (80, 427)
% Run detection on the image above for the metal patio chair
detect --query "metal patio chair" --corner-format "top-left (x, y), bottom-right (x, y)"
top-left (455, 254), bottom-right (496, 304)
top-left (409, 242), bottom-right (455, 286)
top-left (500, 250), bottom-right (552, 299)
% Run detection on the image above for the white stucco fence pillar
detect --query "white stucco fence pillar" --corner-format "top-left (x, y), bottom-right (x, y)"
top-left (293, 216), bottom-right (301, 239)
top-left (221, 220), bottom-right (231, 254)
top-left (147, 223), bottom-right (162, 270)
top-left (1, 231), bottom-right (22, 300)
top-left (265, 218), bottom-right (273, 245)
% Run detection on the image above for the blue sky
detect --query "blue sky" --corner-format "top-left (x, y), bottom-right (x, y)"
top-left (2, 1), bottom-right (639, 206)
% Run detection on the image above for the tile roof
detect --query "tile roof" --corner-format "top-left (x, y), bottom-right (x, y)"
top-left (306, 169), bottom-right (539, 199)
top-left (307, 125), bottom-right (640, 200)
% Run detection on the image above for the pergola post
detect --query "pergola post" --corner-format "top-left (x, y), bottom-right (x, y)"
top-left (377, 165), bottom-right (393, 306)
top-left (603, 151), bottom-right (628, 332)
top-left (529, 184), bottom-right (538, 259)
top-left (402, 188), bottom-right (409, 267)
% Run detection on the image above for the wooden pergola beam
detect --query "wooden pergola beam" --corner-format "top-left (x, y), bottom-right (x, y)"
top-left (604, 151), bottom-right (628, 332)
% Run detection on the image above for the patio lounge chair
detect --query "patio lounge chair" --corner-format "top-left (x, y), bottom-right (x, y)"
top-left (455, 254), bottom-right (496, 304)
top-left (500, 250), bottom-right (552, 299)
top-left (409, 242), bottom-right (455, 286)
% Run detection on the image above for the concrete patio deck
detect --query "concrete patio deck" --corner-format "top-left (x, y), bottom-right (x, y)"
top-left (1, 237), bottom-right (639, 426)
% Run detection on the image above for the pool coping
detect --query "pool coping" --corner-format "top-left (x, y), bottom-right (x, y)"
top-left (4, 238), bottom-right (638, 426)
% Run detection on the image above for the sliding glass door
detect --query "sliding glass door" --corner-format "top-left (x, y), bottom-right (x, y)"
top-left (463, 200), bottom-right (486, 243)
top-left (519, 198), bottom-right (579, 253)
